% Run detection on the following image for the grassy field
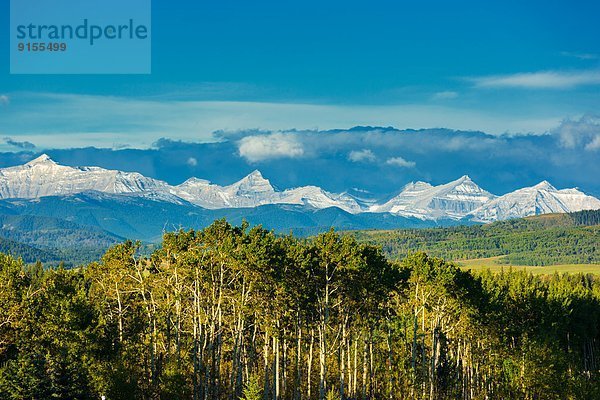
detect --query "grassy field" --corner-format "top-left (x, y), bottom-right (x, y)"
top-left (457, 256), bottom-right (600, 275)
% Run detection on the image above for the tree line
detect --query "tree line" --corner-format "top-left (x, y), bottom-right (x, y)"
top-left (0, 219), bottom-right (599, 399)
top-left (353, 211), bottom-right (600, 266)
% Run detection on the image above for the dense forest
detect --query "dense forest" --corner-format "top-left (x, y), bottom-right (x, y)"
top-left (1, 220), bottom-right (599, 399)
top-left (0, 236), bottom-right (59, 263)
top-left (0, 213), bottom-right (123, 266)
top-left (353, 210), bottom-right (600, 266)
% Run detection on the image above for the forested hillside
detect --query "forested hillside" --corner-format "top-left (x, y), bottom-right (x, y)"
top-left (0, 213), bottom-right (123, 266)
top-left (0, 220), bottom-right (599, 399)
top-left (353, 210), bottom-right (600, 266)
top-left (0, 192), bottom-right (445, 243)
top-left (0, 236), bottom-right (59, 263)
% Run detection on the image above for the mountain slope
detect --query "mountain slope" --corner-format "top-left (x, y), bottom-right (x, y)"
top-left (0, 236), bottom-right (60, 264)
top-left (0, 213), bottom-right (123, 249)
top-left (0, 154), bottom-right (169, 199)
top-left (0, 192), bottom-right (452, 242)
top-left (372, 175), bottom-right (495, 219)
top-left (0, 211), bottom-right (124, 266)
top-left (277, 186), bottom-right (363, 214)
top-left (470, 181), bottom-right (600, 222)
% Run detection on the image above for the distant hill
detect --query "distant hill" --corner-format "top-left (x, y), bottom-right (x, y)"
top-left (0, 236), bottom-right (59, 264)
top-left (0, 192), bottom-right (448, 242)
top-left (351, 210), bottom-right (600, 266)
top-left (0, 213), bottom-right (123, 266)
top-left (2, 199), bottom-right (598, 267)
top-left (0, 214), bottom-right (123, 248)
top-left (0, 192), bottom-right (444, 265)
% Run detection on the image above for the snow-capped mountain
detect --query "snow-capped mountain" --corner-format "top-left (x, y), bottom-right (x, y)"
top-left (343, 188), bottom-right (379, 209)
top-left (0, 156), bottom-right (363, 213)
top-left (173, 171), bottom-right (279, 209)
top-left (277, 186), bottom-right (363, 213)
top-left (172, 177), bottom-right (230, 208)
top-left (0, 155), bottom-right (598, 222)
top-left (470, 181), bottom-right (600, 222)
top-left (371, 175), bottom-right (496, 219)
top-left (173, 171), bottom-right (363, 213)
top-left (0, 154), bottom-right (169, 199)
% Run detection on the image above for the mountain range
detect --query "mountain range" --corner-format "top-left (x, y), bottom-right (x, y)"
top-left (1, 154), bottom-right (598, 220)
top-left (0, 154), bottom-right (598, 263)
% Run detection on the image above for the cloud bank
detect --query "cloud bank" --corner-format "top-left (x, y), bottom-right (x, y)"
top-left (3, 121), bottom-right (597, 198)
top-left (0, 92), bottom-right (567, 151)
top-left (553, 115), bottom-right (600, 151)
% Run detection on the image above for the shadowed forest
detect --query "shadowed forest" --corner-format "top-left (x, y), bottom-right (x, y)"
top-left (1, 220), bottom-right (599, 399)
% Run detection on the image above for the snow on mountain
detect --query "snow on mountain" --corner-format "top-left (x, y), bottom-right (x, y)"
top-left (225, 170), bottom-right (275, 196)
top-left (0, 154), bottom-right (169, 199)
top-left (0, 155), bottom-right (598, 220)
top-left (371, 175), bottom-right (496, 219)
top-left (469, 181), bottom-right (600, 222)
top-left (342, 188), bottom-right (379, 209)
top-left (174, 177), bottom-right (238, 209)
top-left (277, 186), bottom-right (363, 214)
top-left (175, 171), bottom-right (363, 213)
top-left (553, 188), bottom-right (600, 212)
top-left (175, 170), bottom-right (281, 209)
top-left (221, 170), bottom-right (278, 208)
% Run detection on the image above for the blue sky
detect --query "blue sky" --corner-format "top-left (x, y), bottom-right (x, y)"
top-left (0, 0), bottom-right (599, 195)
top-left (2, 1), bottom-right (599, 97)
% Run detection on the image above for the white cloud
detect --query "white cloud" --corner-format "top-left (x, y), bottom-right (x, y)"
top-left (348, 149), bottom-right (376, 163)
top-left (0, 92), bottom-right (567, 150)
top-left (238, 132), bottom-right (304, 162)
top-left (586, 136), bottom-right (600, 151)
top-left (560, 51), bottom-right (599, 60)
top-left (432, 91), bottom-right (458, 100)
top-left (471, 70), bottom-right (600, 89)
top-left (0, 95), bottom-right (9, 105)
top-left (552, 114), bottom-right (600, 151)
top-left (187, 157), bottom-right (198, 166)
top-left (386, 156), bottom-right (416, 168)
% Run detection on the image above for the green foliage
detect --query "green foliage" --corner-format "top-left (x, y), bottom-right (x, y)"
top-left (0, 213), bottom-right (122, 266)
top-left (240, 374), bottom-right (262, 400)
top-left (0, 265), bottom-right (98, 399)
top-left (326, 388), bottom-right (340, 400)
top-left (353, 210), bottom-right (600, 266)
top-left (0, 236), bottom-right (59, 264)
top-left (569, 209), bottom-right (600, 226)
top-left (0, 218), bottom-right (599, 399)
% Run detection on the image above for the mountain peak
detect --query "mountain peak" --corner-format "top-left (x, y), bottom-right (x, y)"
top-left (239, 170), bottom-right (269, 184)
top-left (227, 170), bottom-right (275, 194)
top-left (247, 170), bottom-right (264, 179)
top-left (25, 154), bottom-right (57, 166)
top-left (442, 175), bottom-right (485, 194)
top-left (448, 175), bottom-right (474, 185)
top-left (402, 181), bottom-right (433, 192)
top-left (180, 177), bottom-right (212, 186)
top-left (532, 180), bottom-right (556, 191)
top-left (373, 173), bottom-right (496, 219)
